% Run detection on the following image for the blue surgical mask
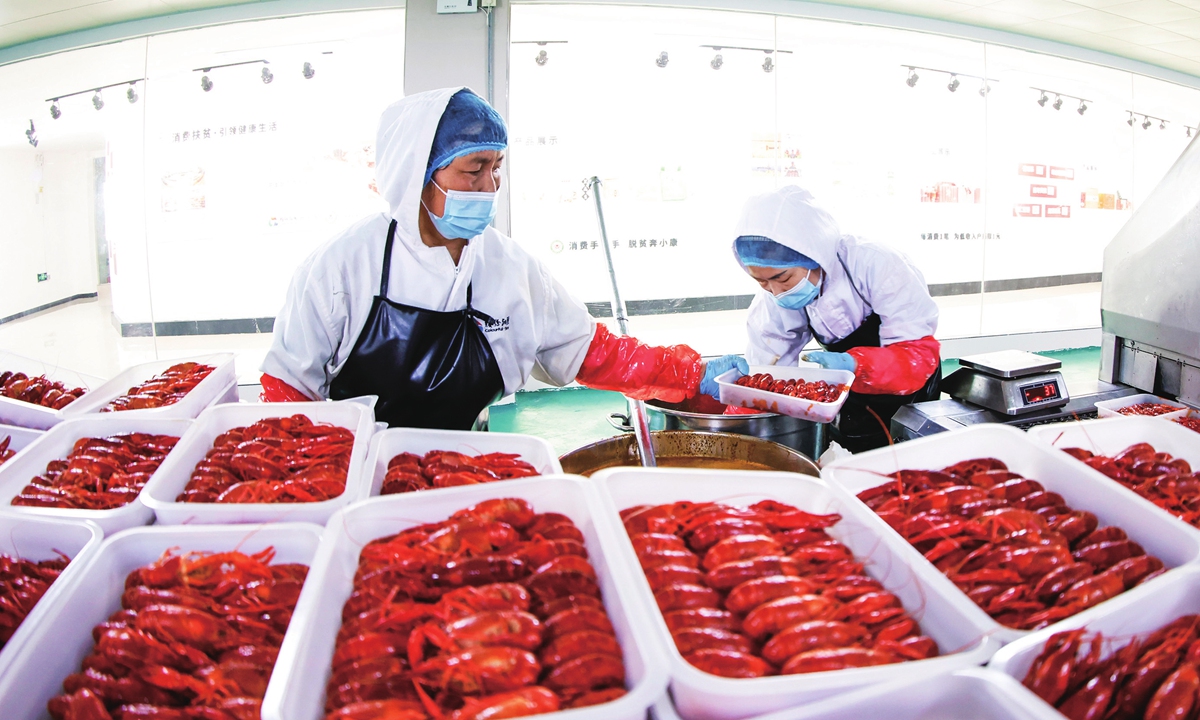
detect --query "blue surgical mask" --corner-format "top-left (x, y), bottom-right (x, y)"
top-left (773, 275), bottom-right (821, 310)
top-left (422, 179), bottom-right (497, 240)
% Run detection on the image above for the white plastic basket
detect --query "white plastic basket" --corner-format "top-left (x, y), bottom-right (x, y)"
top-left (0, 512), bottom-right (103, 680)
top-left (821, 424), bottom-right (1200, 645)
top-left (263, 475), bottom-right (668, 720)
top-left (0, 416), bottom-right (193, 535)
top-left (1094, 393), bottom-right (1190, 420)
top-left (589, 467), bottom-right (1000, 720)
top-left (58, 353), bottom-right (237, 420)
top-left (717, 365), bottom-right (854, 424)
top-left (0, 351), bottom-right (105, 430)
top-left (363, 427), bottom-right (563, 497)
top-left (143, 401), bottom-right (375, 525)
top-left (0, 424), bottom-right (45, 464)
top-left (0, 522), bottom-right (323, 720)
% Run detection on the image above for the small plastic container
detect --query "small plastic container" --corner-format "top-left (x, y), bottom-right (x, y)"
top-left (0, 512), bottom-right (103, 679)
top-left (1094, 393), bottom-right (1190, 420)
top-left (0, 423), bottom-right (45, 463)
top-left (0, 522), bottom-right (323, 720)
top-left (363, 426), bottom-right (562, 497)
top-left (58, 353), bottom-right (236, 420)
top-left (821, 424), bottom-right (1200, 645)
top-left (143, 401), bottom-right (375, 525)
top-left (716, 365), bottom-right (854, 424)
top-left (590, 467), bottom-right (1000, 720)
top-left (0, 351), bottom-right (105, 430)
top-left (263, 475), bottom-right (667, 720)
top-left (0, 416), bottom-right (193, 535)
top-left (989, 567), bottom-right (1200, 708)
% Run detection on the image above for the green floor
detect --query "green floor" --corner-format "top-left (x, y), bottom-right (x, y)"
top-left (492, 346), bottom-right (1104, 457)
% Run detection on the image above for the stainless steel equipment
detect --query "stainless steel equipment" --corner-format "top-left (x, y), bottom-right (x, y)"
top-left (941, 350), bottom-right (1069, 416)
top-left (558, 430), bottom-right (821, 477)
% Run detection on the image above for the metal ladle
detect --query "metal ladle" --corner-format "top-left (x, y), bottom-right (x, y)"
top-left (585, 176), bottom-right (656, 467)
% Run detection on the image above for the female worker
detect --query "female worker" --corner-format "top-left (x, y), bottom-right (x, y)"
top-left (734, 186), bottom-right (941, 452)
top-left (261, 87), bottom-right (744, 429)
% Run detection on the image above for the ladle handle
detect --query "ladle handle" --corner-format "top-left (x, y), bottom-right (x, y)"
top-left (607, 413), bottom-right (634, 432)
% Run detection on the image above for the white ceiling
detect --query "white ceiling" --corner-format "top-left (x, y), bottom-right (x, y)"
top-left (3, 0), bottom-right (1200, 77)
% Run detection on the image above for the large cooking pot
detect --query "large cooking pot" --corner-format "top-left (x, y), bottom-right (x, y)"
top-left (608, 396), bottom-right (827, 462)
top-left (559, 430), bottom-right (820, 477)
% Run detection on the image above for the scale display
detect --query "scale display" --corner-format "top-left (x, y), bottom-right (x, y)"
top-left (1021, 380), bottom-right (1062, 406)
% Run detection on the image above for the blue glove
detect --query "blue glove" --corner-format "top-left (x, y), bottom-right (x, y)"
top-left (801, 351), bottom-right (857, 372)
top-left (699, 355), bottom-right (749, 399)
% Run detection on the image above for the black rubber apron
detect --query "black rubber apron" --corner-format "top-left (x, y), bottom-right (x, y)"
top-left (811, 263), bottom-right (940, 453)
top-left (329, 220), bottom-right (504, 430)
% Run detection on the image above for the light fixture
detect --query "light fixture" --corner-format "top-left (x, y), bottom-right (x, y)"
top-left (906, 67), bottom-right (918, 87)
top-left (1037, 92), bottom-right (1048, 107)
top-left (762, 56), bottom-right (774, 73)
top-left (947, 75), bottom-right (960, 92)
top-left (1077, 100), bottom-right (1087, 115)
top-left (711, 53), bottom-right (724, 70)
top-left (1160, 119), bottom-right (1167, 130)
top-left (49, 101), bottom-right (61, 119)
top-left (1143, 117), bottom-right (1153, 129)
top-left (200, 75), bottom-right (213, 92)
top-left (1188, 126), bottom-right (1194, 138)
top-left (656, 51), bottom-right (668, 68)
top-left (92, 90), bottom-right (104, 111)
top-left (1127, 112), bottom-right (1135, 126)
top-left (1052, 95), bottom-right (1062, 110)
top-left (302, 61), bottom-right (315, 79)
top-left (25, 120), bottom-right (37, 148)
top-left (126, 84), bottom-right (138, 104)
top-left (261, 66), bottom-right (274, 84)
top-left (978, 81), bottom-right (990, 97)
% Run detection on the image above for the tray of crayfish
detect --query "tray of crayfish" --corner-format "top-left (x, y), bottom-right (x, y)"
top-left (716, 365), bottom-right (853, 424)
top-left (989, 566), bottom-right (1200, 720)
top-left (0, 521), bottom-right (323, 720)
top-left (1094, 393), bottom-right (1191, 420)
top-left (0, 423), bottom-right (43, 468)
top-left (589, 467), bottom-right (1000, 720)
top-left (365, 427), bottom-right (561, 496)
top-left (822, 424), bottom-right (1200, 646)
top-left (0, 351), bottom-right (105, 430)
top-left (59, 353), bottom-right (237, 420)
top-left (142, 401), bottom-right (375, 526)
top-left (0, 416), bottom-right (192, 534)
top-left (264, 475), bottom-right (667, 720)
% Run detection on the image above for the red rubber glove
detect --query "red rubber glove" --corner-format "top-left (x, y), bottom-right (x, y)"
top-left (846, 336), bottom-right (941, 396)
top-left (259, 373), bottom-right (313, 402)
top-left (575, 324), bottom-right (703, 403)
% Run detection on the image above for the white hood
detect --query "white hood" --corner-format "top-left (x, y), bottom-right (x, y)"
top-left (732, 186), bottom-right (841, 271)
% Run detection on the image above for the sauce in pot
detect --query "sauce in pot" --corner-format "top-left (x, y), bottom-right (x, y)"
top-left (581, 456), bottom-right (776, 477)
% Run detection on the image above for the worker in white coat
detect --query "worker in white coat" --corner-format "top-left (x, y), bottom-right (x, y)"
top-left (734, 186), bottom-right (941, 452)
top-left (261, 88), bottom-right (744, 429)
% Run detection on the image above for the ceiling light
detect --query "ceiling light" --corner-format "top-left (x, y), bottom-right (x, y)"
top-left (126, 85), bottom-right (138, 104)
top-left (762, 56), bottom-right (774, 73)
top-left (978, 81), bottom-right (990, 97)
top-left (49, 101), bottom-right (61, 120)
top-left (25, 120), bottom-right (37, 148)
top-left (1188, 126), bottom-right (1194, 138)
top-left (201, 75), bottom-right (213, 92)
top-left (1077, 100), bottom-right (1087, 115)
top-left (656, 51), bottom-right (668, 68)
top-left (711, 53), bottom-right (723, 70)
top-left (261, 66), bottom-right (274, 84)
top-left (302, 61), bottom-right (316, 79)
top-left (906, 68), bottom-right (918, 87)
top-left (1052, 95), bottom-right (1062, 110)
top-left (1127, 112), bottom-right (1134, 126)
top-left (535, 50), bottom-right (548, 66)
top-left (1160, 119), bottom-right (1167, 130)
top-left (92, 91), bottom-right (104, 111)
top-left (947, 75), bottom-right (960, 92)
top-left (1037, 92), bottom-right (1048, 107)
top-left (1143, 117), bottom-right (1153, 129)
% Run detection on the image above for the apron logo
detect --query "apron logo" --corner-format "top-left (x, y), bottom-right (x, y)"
top-left (478, 315), bottom-right (510, 333)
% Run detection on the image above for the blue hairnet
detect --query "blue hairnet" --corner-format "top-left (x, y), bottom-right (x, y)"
top-left (734, 236), bottom-right (821, 269)
top-left (424, 89), bottom-right (507, 185)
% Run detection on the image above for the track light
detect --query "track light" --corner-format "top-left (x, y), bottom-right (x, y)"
top-left (1052, 95), bottom-right (1062, 110)
top-left (979, 82), bottom-right (990, 97)
top-left (656, 51), bottom-right (668, 68)
top-left (200, 75), bottom-right (213, 92)
top-left (762, 56), bottom-right (774, 73)
top-left (711, 53), bottom-right (723, 70)
top-left (302, 62), bottom-right (316, 79)
top-left (906, 68), bottom-right (918, 87)
top-left (49, 101), bottom-right (61, 120)
top-left (947, 75), bottom-right (960, 92)
top-left (1143, 117), bottom-right (1153, 129)
top-left (25, 120), bottom-right (37, 148)
top-left (1077, 100), bottom-right (1087, 115)
top-left (92, 91), bottom-right (104, 111)
top-left (535, 50), bottom-right (548, 66)
top-left (1160, 120), bottom-right (1167, 130)
top-left (1188, 126), bottom-right (1194, 138)
top-left (1127, 112), bottom-right (1134, 126)
top-left (1037, 92), bottom-right (1048, 107)
top-left (126, 85), bottom-right (138, 104)
top-left (261, 66), bottom-right (274, 84)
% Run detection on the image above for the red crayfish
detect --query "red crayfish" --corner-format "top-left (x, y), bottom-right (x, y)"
top-left (0, 370), bottom-right (86, 410)
top-left (1176, 417), bottom-right (1200, 434)
top-left (0, 435), bottom-right (15, 466)
top-left (177, 413), bottom-right (353, 504)
top-left (1024, 615), bottom-right (1200, 720)
top-left (47, 546), bottom-right (308, 720)
top-left (0, 550), bottom-right (68, 650)
top-left (735, 373), bottom-right (847, 403)
top-left (327, 498), bottom-right (627, 720)
top-left (622, 499), bottom-right (938, 679)
top-left (102, 362), bottom-right (215, 412)
top-left (383, 451), bottom-right (539, 495)
top-left (1117, 402), bottom-right (1183, 417)
top-left (11, 433), bottom-right (179, 510)
top-left (1063, 443), bottom-right (1200, 529)
top-left (857, 458), bottom-right (1166, 630)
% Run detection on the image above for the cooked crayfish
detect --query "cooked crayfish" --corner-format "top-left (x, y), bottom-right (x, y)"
top-left (0, 435), bottom-right (15, 466)
top-left (327, 498), bottom-right (626, 720)
top-left (857, 458), bottom-right (1165, 630)
top-left (102, 362), bottom-right (215, 412)
top-left (382, 451), bottom-right (539, 495)
top-left (734, 374), bottom-right (847, 403)
top-left (1117, 402), bottom-right (1183, 417)
top-left (1063, 443), bottom-right (1200, 529)
top-left (1176, 417), bottom-right (1200, 434)
top-left (0, 370), bottom-right (86, 410)
top-left (11, 433), bottom-right (179, 510)
top-left (622, 499), bottom-right (939, 679)
top-left (0, 550), bottom-right (68, 649)
top-left (177, 413), bottom-right (354, 504)
top-left (48, 546), bottom-right (307, 720)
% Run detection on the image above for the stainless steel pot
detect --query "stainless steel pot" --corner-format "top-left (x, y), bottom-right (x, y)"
top-left (559, 430), bottom-right (820, 477)
top-left (608, 400), bottom-right (827, 462)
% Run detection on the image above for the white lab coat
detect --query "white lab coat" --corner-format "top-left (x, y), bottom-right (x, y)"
top-left (262, 88), bottom-right (596, 399)
top-left (736, 186), bottom-right (938, 367)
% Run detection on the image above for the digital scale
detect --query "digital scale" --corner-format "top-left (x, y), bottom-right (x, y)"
top-left (940, 350), bottom-right (1069, 416)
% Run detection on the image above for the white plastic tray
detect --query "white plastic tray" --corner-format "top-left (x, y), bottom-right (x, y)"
top-left (990, 567), bottom-right (1200, 710)
top-left (0, 416), bottom-right (193, 535)
top-left (0, 522), bottom-right (323, 720)
top-left (363, 427), bottom-right (563, 497)
top-left (0, 424), bottom-right (45, 464)
top-left (0, 351), bottom-right (105, 430)
top-left (0, 512), bottom-right (104, 680)
top-left (206, 379), bottom-right (239, 409)
top-left (716, 364), bottom-right (854, 423)
top-left (58, 353), bottom-right (236, 420)
top-left (1094, 393), bottom-right (1190, 420)
top-left (590, 467), bottom-right (1000, 720)
top-left (143, 401), bottom-right (375, 525)
top-left (264, 475), bottom-right (667, 720)
top-left (822, 424), bottom-right (1200, 645)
